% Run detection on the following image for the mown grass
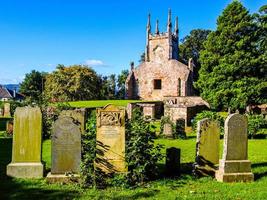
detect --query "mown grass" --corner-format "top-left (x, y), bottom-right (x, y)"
top-left (1, 137), bottom-right (267, 199)
top-left (67, 100), bottom-right (152, 108)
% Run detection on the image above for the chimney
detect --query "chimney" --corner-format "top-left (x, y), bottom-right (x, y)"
top-left (188, 58), bottom-right (194, 71)
top-left (13, 89), bottom-right (16, 98)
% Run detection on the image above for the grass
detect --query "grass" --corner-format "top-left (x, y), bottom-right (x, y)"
top-left (1, 137), bottom-right (267, 199)
top-left (67, 100), bottom-right (152, 108)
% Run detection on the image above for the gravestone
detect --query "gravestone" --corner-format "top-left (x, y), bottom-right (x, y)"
top-left (4, 103), bottom-right (11, 117)
top-left (60, 109), bottom-right (86, 134)
top-left (165, 147), bottom-right (180, 176)
top-left (163, 122), bottom-right (173, 138)
top-left (193, 118), bottom-right (220, 176)
top-left (215, 114), bottom-right (254, 182)
top-left (0, 108), bottom-right (3, 116)
top-left (6, 106), bottom-right (43, 178)
top-left (96, 104), bottom-right (126, 173)
top-left (47, 115), bottom-right (81, 183)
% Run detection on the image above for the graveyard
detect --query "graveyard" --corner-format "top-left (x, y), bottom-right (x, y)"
top-left (0, 0), bottom-right (267, 199)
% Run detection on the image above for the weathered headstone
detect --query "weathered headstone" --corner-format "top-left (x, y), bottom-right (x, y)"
top-left (6, 106), bottom-right (43, 178)
top-left (165, 147), bottom-right (180, 176)
top-left (193, 118), bottom-right (220, 176)
top-left (4, 103), bottom-right (11, 117)
top-left (163, 122), bottom-right (173, 138)
top-left (215, 114), bottom-right (254, 182)
top-left (96, 104), bottom-right (126, 173)
top-left (47, 115), bottom-right (81, 183)
top-left (60, 109), bottom-right (86, 134)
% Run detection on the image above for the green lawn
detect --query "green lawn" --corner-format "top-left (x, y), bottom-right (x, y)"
top-left (1, 137), bottom-right (267, 199)
top-left (67, 100), bottom-right (150, 108)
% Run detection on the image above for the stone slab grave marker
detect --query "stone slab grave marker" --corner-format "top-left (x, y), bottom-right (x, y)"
top-left (215, 114), bottom-right (254, 182)
top-left (163, 122), bottom-right (173, 138)
top-left (96, 104), bottom-right (126, 173)
top-left (4, 103), bottom-right (11, 117)
top-left (6, 106), bottom-right (43, 178)
top-left (165, 147), bottom-right (180, 176)
top-left (47, 114), bottom-right (81, 183)
top-left (193, 118), bottom-right (220, 176)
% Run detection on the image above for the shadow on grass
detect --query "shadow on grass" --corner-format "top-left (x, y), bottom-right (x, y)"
top-left (252, 162), bottom-right (267, 181)
top-left (0, 137), bottom-right (81, 200)
top-left (108, 189), bottom-right (160, 200)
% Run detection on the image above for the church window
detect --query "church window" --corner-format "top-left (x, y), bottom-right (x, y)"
top-left (154, 79), bottom-right (162, 90)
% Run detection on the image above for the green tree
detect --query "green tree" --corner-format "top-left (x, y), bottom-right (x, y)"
top-left (195, 1), bottom-right (267, 110)
top-left (116, 70), bottom-right (129, 99)
top-left (44, 65), bottom-right (100, 102)
top-left (99, 74), bottom-right (116, 100)
top-left (179, 29), bottom-right (211, 80)
top-left (19, 70), bottom-right (47, 102)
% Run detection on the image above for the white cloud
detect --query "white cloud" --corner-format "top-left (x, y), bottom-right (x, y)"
top-left (85, 59), bottom-right (105, 67)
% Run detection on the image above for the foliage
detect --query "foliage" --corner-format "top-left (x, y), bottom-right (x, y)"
top-left (19, 70), bottom-right (47, 103)
top-left (116, 70), bottom-right (129, 99)
top-left (126, 108), bottom-right (163, 185)
top-left (192, 111), bottom-right (224, 133)
top-left (139, 52), bottom-right (145, 63)
top-left (41, 102), bottom-right (72, 139)
top-left (80, 110), bottom-right (96, 187)
top-left (195, 1), bottom-right (267, 110)
top-left (179, 29), bottom-right (211, 82)
top-left (98, 74), bottom-right (117, 100)
top-left (247, 114), bottom-right (267, 138)
top-left (44, 64), bottom-right (100, 102)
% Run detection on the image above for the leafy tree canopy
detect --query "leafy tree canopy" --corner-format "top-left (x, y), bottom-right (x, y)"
top-left (195, 1), bottom-right (267, 110)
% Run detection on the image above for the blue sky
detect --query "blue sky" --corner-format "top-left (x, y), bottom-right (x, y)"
top-left (0, 0), bottom-right (265, 84)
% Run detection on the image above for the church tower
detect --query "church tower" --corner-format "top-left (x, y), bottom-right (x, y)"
top-left (145, 9), bottom-right (179, 63)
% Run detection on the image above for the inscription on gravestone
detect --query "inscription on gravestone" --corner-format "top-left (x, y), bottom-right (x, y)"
top-left (96, 104), bottom-right (126, 173)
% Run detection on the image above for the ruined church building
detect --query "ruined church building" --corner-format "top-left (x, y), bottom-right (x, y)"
top-left (126, 9), bottom-right (195, 100)
top-left (125, 10), bottom-right (208, 126)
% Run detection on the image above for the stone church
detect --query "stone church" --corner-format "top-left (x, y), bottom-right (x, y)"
top-left (125, 10), bottom-right (208, 128)
top-left (126, 9), bottom-right (195, 100)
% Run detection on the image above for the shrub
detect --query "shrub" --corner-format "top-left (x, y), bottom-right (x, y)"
top-left (192, 111), bottom-right (224, 133)
top-left (80, 110), bottom-right (96, 187)
top-left (126, 108), bottom-right (163, 185)
top-left (247, 114), bottom-right (267, 138)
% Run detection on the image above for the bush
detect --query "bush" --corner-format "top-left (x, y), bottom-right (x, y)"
top-left (192, 111), bottom-right (224, 133)
top-left (126, 108), bottom-right (163, 185)
top-left (80, 110), bottom-right (96, 187)
top-left (247, 114), bottom-right (267, 138)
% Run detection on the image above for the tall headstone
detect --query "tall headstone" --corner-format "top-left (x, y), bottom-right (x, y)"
top-left (47, 115), bottom-right (81, 183)
top-left (96, 104), bottom-right (126, 173)
top-left (193, 118), bottom-right (220, 176)
top-left (4, 103), bottom-right (11, 117)
top-left (215, 114), bottom-right (254, 182)
top-left (6, 106), bottom-right (43, 178)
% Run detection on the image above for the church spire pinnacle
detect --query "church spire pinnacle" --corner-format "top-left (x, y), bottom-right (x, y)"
top-left (155, 19), bottom-right (159, 35)
top-left (147, 13), bottom-right (151, 33)
top-left (175, 16), bottom-right (179, 36)
top-left (167, 9), bottom-right (172, 33)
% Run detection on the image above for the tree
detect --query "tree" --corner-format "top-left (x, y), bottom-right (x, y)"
top-left (179, 29), bottom-right (211, 80)
top-left (116, 70), bottom-right (129, 99)
top-left (44, 65), bottom-right (100, 102)
top-left (98, 74), bottom-right (116, 100)
top-left (19, 70), bottom-right (47, 102)
top-left (195, 1), bottom-right (267, 110)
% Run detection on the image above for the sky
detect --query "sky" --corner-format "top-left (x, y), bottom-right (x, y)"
top-left (0, 0), bottom-right (265, 84)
